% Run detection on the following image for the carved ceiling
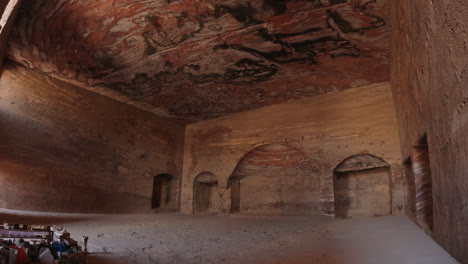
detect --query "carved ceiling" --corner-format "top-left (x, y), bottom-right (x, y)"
top-left (6, 0), bottom-right (390, 123)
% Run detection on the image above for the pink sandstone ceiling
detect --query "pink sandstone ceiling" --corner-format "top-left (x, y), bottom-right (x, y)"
top-left (6, 0), bottom-right (390, 123)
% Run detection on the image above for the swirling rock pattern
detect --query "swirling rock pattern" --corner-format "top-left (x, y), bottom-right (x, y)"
top-left (7, 0), bottom-right (390, 123)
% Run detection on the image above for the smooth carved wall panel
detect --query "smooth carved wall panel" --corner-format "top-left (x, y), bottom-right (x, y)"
top-left (334, 167), bottom-right (391, 218)
top-left (7, 0), bottom-right (390, 122)
top-left (181, 82), bottom-right (403, 215)
top-left (193, 172), bottom-right (219, 214)
top-left (0, 63), bottom-right (185, 213)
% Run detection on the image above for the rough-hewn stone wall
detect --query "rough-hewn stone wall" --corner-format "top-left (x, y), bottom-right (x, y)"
top-left (0, 62), bottom-right (185, 213)
top-left (391, 0), bottom-right (468, 261)
top-left (181, 82), bottom-right (403, 215)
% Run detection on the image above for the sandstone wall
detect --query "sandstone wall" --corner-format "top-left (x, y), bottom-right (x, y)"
top-left (182, 82), bottom-right (403, 215)
top-left (391, 0), bottom-right (468, 261)
top-left (0, 63), bottom-right (185, 213)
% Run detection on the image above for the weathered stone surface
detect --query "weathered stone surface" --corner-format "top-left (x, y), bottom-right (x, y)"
top-left (391, 0), bottom-right (468, 261)
top-left (0, 62), bottom-right (185, 213)
top-left (181, 82), bottom-right (403, 215)
top-left (227, 144), bottom-right (320, 215)
top-left (7, 0), bottom-right (390, 123)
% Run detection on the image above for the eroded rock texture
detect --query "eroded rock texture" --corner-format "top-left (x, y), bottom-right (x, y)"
top-left (229, 144), bottom-right (320, 215)
top-left (7, 0), bottom-right (390, 122)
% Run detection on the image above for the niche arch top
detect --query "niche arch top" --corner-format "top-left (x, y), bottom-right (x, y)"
top-left (194, 172), bottom-right (218, 184)
top-left (231, 144), bottom-right (309, 176)
top-left (334, 154), bottom-right (390, 173)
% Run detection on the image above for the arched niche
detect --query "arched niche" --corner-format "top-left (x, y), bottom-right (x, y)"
top-left (152, 173), bottom-right (174, 209)
top-left (227, 144), bottom-right (319, 215)
top-left (193, 172), bottom-right (219, 214)
top-left (333, 154), bottom-right (391, 218)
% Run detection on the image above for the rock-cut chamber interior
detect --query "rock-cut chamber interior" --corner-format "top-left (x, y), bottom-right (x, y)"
top-left (0, 0), bottom-right (464, 263)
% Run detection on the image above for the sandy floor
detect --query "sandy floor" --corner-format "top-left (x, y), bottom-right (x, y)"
top-left (0, 209), bottom-right (459, 264)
